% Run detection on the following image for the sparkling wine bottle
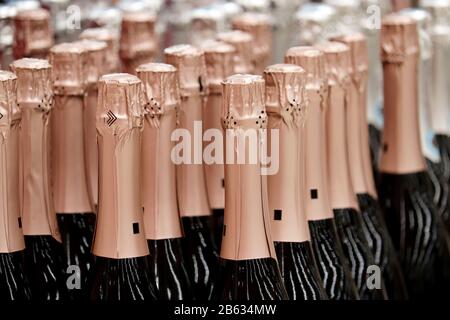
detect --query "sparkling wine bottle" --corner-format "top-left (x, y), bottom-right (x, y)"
top-left (379, 14), bottom-right (450, 299)
top-left (285, 46), bottom-right (359, 300)
top-left (216, 30), bottom-right (255, 74)
top-left (90, 73), bottom-right (157, 300)
top-left (419, 1), bottom-right (450, 232)
top-left (137, 62), bottom-right (193, 300)
top-left (332, 32), bottom-right (408, 300)
top-left (164, 45), bottom-right (218, 300)
top-left (119, 11), bottom-right (157, 75)
top-left (49, 42), bottom-right (97, 300)
top-left (79, 28), bottom-right (120, 74)
top-left (231, 12), bottom-right (272, 74)
top-left (265, 63), bottom-right (328, 300)
top-left (316, 41), bottom-right (387, 300)
top-left (0, 71), bottom-right (31, 300)
top-left (12, 58), bottom-right (66, 300)
top-left (13, 8), bottom-right (53, 60)
top-left (76, 39), bottom-right (107, 212)
top-left (199, 40), bottom-right (235, 251)
top-left (214, 74), bottom-right (288, 301)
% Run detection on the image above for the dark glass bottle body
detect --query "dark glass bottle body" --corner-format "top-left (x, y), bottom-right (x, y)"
top-left (274, 241), bottom-right (327, 300)
top-left (0, 251), bottom-right (31, 300)
top-left (181, 216), bottom-right (218, 300)
top-left (427, 138), bottom-right (450, 232)
top-left (148, 238), bottom-right (193, 300)
top-left (212, 208), bottom-right (225, 252)
top-left (309, 219), bottom-right (359, 300)
top-left (379, 172), bottom-right (450, 298)
top-left (333, 208), bottom-right (388, 300)
top-left (57, 213), bottom-right (96, 300)
top-left (90, 256), bottom-right (157, 300)
top-left (23, 235), bottom-right (67, 300)
top-left (215, 257), bottom-right (288, 300)
top-left (357, 194), bottom-right (408, 300)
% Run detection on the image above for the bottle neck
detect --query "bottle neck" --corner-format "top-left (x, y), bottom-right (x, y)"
top-left (326, 84), bottom-right (359, 210)
top-left (203, 93), bottom-right (225, 210)
top-left (142, 109), bottom-right (183, 240)
top-left (365, 30), bottom-right (384, 129)
top-left (380, 55), bottom-right (426, 174)
top-left (221, 129), bottom-right (277, 261)
top-left (21, 105), bottom-right (61, 240)
top-left (419, 57), bottom-right (440, 162)
top-left (0, 121), bottom-right (25, 253)
top-left (51, 95), bottom-right (95, 214)
top-left (92, 129), bottom-right (149, 259)
top-left (346, 80), bottom-right (369, 194)
top-left (267, 115), bottom-right (310, 243)
top-left (176, 95), bottom-right (211, 217)
top-left (304, 89), bottom-right (334, 220)
top-left (359, 82), bottom-right (378, 199)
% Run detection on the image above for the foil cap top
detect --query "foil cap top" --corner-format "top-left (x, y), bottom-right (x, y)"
top-left (11, 58), bottom-right (52, 108)
top-left (381, 14), bottom-right (419, 63)
top-left (97, 73), bottom-right (143, 135)
top-left (75, 39), bottom-right (107, 85)
top-left (79, 27), bottom-right (117, 43)
top-left (216, 30), bottom-right (254, 74)
top-left (332, 32), bottom-right (369, 83)
top-left (136, 63), bottom-right (180, 117)
top-left (199, 40), bottom-right (235, 92)
top-left (231, 12), bottom-right (272, 52)
top-left (120, 11), bottom-right (157, 59)
top-left (49, 42), bottom-right (88, 95)
top-left (264, 64), bottom-right (307, 127)
top-left (285, 46), bottom-right (326, 91)
top-left (0, 71), bottom-right (19, 135)
top-left (79, 28), bottom-right (119, 73)
top-left (164, 44), bottom-right (208, 98)
top-left (222, 74), bottom-right (266, 128)
top-left (13, 8), bottom-right (53, 58)
top-left (315, 41), bottom-right (352, 87)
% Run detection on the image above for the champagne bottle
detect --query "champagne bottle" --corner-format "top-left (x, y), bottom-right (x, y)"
top-left (265, 63), bottom-right (327, 300)
top-left (419, 1), bottom-right (450, 232)
top-left (316, 41), bottom-right (387, 300)
top-left (214, 74), bottom-right (288, 300)
top-left (119, 11), bottom-right (157, 75)
top-left (285, 46), bottom-right (359, 300)
top-left (49, 42), bottom-right (96, 300)
top-left (231, 12), bottom-right (272, 74)
top-left (137, 62), bottom-right (193, 300)
top-left (76, 39), bottom-right (107, 212)
top-left (200, 40), bottom-right (235, 251)
top-left (0, 70), bottom-right (31, 300)
top-left (379, 14), bottom-right (450, 299)
top-left (13, 8), bottom-right (53, 60)
top-left (79, 28), bottom-right (120, 74)
top-left (332, 33), bottom-right (408, 300)
top-left (90, 73), bottom-right (157, 300)
top-left (400, 7), bottom-right (450, 252)
top-left (12, 58), bottom-right (66, 300)
top-left (361, 1), bottom-right (388, 182)
top-left (164, 44), bottom-right (218, 300)
top-left (216, 30), bottom-right (255, 74)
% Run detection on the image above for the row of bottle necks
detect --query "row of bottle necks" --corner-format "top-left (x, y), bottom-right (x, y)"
top-left (1, 14), bottom-right (450, 301)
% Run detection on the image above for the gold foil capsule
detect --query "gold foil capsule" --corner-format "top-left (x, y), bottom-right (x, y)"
top-left (13, 8), bottom-right (53, 59)
top-left (216, 30), bottom-right (255, 74)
